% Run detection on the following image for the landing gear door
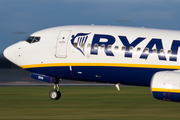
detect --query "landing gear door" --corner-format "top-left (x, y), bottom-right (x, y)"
top-left (55, 30), bottom-right (71, 58)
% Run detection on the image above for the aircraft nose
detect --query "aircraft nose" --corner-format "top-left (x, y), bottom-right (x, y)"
top-left (3, 45), bottom-right (16, 63)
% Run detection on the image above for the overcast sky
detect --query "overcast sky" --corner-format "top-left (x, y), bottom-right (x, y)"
top-left (1, 0), bottom-right (180, 53)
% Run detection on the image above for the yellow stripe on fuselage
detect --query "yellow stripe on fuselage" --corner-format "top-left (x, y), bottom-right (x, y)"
top-left (20, 63), bottom-right (180, 69)
top-left (152, 88), bottom-right (180, 93)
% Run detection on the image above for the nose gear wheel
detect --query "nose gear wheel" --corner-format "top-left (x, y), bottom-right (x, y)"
top-left (49, 78), bottom-right (61, 100)
top-left (49, 90), bottom-right (61, 100)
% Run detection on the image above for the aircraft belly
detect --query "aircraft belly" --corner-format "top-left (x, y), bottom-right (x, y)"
top-left (26, 66), bottom-right (173, 86)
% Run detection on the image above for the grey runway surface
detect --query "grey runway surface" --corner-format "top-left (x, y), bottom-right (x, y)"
top-left (0, 68), bottom-right (115, 87)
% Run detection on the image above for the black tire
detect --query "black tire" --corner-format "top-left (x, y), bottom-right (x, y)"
top-left (56, 91), bottom-right (61, 100)
top-left (49, 90), bottom-right (60, 100)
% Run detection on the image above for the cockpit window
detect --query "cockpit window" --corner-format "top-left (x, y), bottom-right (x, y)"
top-left (26, 36), bottom-right (40, 43)
top-left (26, 36), bottom-right (34, 43)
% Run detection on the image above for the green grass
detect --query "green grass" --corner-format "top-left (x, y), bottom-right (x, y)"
top-left (0, 86), bottom-right (180, 120)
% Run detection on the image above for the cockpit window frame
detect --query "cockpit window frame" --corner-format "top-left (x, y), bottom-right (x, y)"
top-left (26, 36), bottom-right (41, 44)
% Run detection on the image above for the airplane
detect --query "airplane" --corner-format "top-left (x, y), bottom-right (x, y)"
top-left (3, 25), bottom-right (180, 102)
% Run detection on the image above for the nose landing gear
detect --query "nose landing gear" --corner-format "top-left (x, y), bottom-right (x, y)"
top-left (49, 78), bottom-right (61, 100)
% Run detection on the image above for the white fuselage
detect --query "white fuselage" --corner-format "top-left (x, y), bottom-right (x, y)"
top-left (4, 25), bottom-right (180, 86)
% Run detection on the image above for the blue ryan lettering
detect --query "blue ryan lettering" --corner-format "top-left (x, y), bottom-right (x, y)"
top-left (89, 33), bottom-right (180, 62)
top-left (170, 40), bottom-right (180, 61)
top-left (118, 36), bottom-right (146, 58)
top-left (90, 34), bottom-right (115, 56)
top-left (140, 38), bottom-right (166, 60)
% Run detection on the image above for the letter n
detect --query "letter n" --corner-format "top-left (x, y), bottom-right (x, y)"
top-left (169, 40), bottom-right (180, 61)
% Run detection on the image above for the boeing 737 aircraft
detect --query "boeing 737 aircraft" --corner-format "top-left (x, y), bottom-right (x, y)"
top-left (3, 25), bottom-right (180, 102)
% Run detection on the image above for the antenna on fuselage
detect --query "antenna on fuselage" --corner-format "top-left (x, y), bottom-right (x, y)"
top-left (115, 83), bottom-right (120, 91)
